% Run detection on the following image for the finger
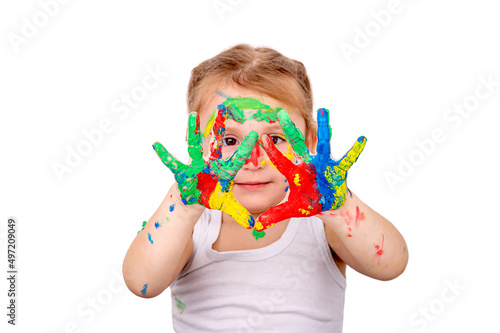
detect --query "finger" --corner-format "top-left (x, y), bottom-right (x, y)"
top-left (153, 142), bottom-right (185, 174)
top-left (316, 108), bottom-right (332, 158)
top-left (337, 136), bottom-right (367, 172)
top-left (278, 110), bottom-right (310, 163)
top-left (205, 180), bottom-right (255, 229)
top-left (224, 131), bottom-right (259, 172)
top-left (254, 202), bottom-right (295, 232)
top-left (187, 112), bottom-right (203, 161)
top-left (209, 104), bottom-right (227, 161)
top-left (261, 134), bottom-right (297, 177)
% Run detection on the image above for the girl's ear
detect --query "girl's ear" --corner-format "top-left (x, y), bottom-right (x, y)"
top-left (305, 128), bottom-right (317, 154)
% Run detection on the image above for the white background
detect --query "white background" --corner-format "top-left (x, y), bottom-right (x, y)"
top-left (1, 0), bottom-right (499, 332)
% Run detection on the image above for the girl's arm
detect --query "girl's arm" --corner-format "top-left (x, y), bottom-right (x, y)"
top-left (122, 184), bottom-right (204, 298)
top-left (318, 191), bottom-right (408, 281)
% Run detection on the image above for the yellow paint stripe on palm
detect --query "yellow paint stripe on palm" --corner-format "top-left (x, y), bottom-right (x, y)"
top-left (208, 181), bottom-right (252, 229)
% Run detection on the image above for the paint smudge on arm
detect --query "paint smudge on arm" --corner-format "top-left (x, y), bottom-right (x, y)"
top-left (141, 283), bottom-right (149, 296)
top-left (154, 221), bottom-right (161, 228)
top-left (137, 221), bottom-right (147, 234)
top-left (147, 233), bottom-right (153, 244)
top-left (374, 234), bottom-right (385, 265)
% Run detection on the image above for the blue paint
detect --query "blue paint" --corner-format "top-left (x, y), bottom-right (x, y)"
top-left (154, 221), bottom-right (161, 228)
top-left (285, 186), bottom-right (289, 192)
top-left (141, 283), bottom-right (148, 296)
top-left (147, 233), bottom-right (153, 244)
top-left (169, 204), bottom-right (175, 212)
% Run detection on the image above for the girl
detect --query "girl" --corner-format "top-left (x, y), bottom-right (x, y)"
top-left (123, 44), bottom-right (408, 332)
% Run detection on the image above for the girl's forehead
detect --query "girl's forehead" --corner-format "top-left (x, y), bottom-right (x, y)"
top-left (200, 90), bottom-right (305, 137)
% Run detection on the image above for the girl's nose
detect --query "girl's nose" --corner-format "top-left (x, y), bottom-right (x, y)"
top-left (244, 142), bottom-right (264, 168)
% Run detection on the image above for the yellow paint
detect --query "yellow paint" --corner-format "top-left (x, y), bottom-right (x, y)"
top-left (298, 208), bottom-right (310, 215)
top-left (208, 181), bottom-right (252, 229)
top-left (284, 145), bottom-right (295, 161)
top-left (203, 112), bottom-right (215, 137)
top-left (293, 173), bottom-right (301, 186)
top-left (254, 221), bottom-right (275, 232)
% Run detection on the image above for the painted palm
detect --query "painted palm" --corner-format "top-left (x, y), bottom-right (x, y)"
top-left (153, 105), bottom-right (258, 229)
top-left (255, 108), bottom-right (367, 232)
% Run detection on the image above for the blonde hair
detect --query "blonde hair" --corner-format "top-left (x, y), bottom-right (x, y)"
top-left (187, 44), bottom-right (317, 138)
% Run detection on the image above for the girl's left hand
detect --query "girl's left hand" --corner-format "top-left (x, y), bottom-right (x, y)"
top-left (255, 108), bottom-right (366, 232)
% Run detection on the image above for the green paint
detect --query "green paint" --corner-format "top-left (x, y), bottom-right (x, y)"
top-left (137, 221), bottom-right (147, 234)
top-left (204, 95), bottom-right (286, 137)
top-left (175, 297), bottom-right (186, 314)
top-left (252, 228), bottom-right (265, 240)
top-left (278, 110), bottom-right (311, 163)
top-left (212, 131), bottom-right (259, 180)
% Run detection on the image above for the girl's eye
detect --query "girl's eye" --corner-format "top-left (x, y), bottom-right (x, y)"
top-left (270, 135), bottom-right (286, 145)
top-left (223, 137), bottom-right (239, 146)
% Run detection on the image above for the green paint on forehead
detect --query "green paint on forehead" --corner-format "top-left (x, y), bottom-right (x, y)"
top-left (203, 94), bottom-right (286, 137)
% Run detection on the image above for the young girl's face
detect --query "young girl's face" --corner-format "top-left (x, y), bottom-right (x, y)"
top-left (198, 85), bottom-right (312, 218)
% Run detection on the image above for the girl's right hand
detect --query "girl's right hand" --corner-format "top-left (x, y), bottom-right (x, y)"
top-left (152, 105), bottom-right (258, 229)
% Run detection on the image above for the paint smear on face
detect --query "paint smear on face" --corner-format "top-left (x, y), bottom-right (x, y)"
top-left (141, 283), bottom-right (148, 296)
top-left (148, 233), bottom-right (153, 244)
top-left (245, 143), bottom-right (261, 167)
top-left (203, 93), bottom-right (288, 137)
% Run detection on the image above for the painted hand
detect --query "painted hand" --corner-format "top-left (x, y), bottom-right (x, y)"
top-left (153, 105), bottom-right (259, 229)
top-left (255, 108), bottom-right (366, 231)
top-left (311, 108), bottom-right (366, 211)
top-left (254, 135), bottom-right (322, 232)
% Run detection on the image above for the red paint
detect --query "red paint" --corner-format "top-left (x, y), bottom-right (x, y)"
top-left (255, 135), bottom-right (321, 231)
top-left (245, 144), bottom-right (261, 167)
top-left (374, 234), bottom-right (385, 265)
top-left (196, 172), bottom-right (218, 207)
top-left (340, 210), bottom-right (353, 227)
top-left (354, 206), bottom-right (365, 229)
top-left (209, 107), bottom-right (226, 161)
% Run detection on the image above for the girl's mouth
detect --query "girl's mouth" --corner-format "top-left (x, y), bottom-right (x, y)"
top-left (234, 182), bottom-right (271, 191)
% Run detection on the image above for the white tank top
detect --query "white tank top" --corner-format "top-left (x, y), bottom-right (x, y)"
top-left (170, 209), bottom-right (346, 332)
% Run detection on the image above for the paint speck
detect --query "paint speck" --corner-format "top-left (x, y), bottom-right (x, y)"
top-left (252, 228), bottom-right (265, 240)
top-left (148, 233), bottom-right (153, 244)
top-left (141, 283), bottom-right (148, 296)
top-left (374, 235), bottom-right (385, 265)
top-left (154, 221), bottom-right (161, 228)
top-left (169, 203), bottom-right (175, 212)
top-left (175, 296), bottom-right (186, 314)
